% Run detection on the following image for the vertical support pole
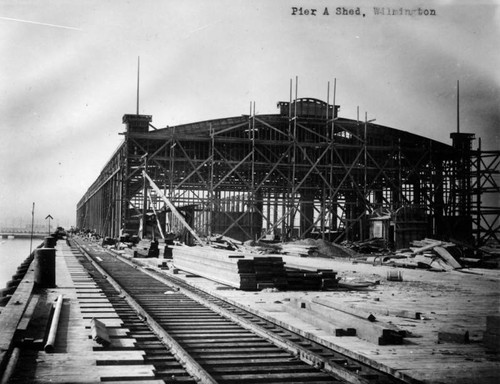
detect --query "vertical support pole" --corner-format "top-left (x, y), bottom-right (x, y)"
top-left (330, 79), bottom-right (337, 235)
top-left (364, 112), bottom-right (368, 197)
top-left (397, 138), bottom-right (402, 208)
top-left (322, 81), bottom-right (330, 239)
top-left (287, 79), bottom-right (293, 240)
top-left (30, 202), bottom-right (35, 255)
top-left (362, 112), bottom-right (368, 241)
top-left (476, 138), bottom-right (481, 246)
top-left (251, 102), bottom-right (256, 238)
top-left (209, 124), bottom-right (215, 240)
top-left (142, 154), bottom-right (148, 239)
top-left (266, 193), bottom-right (271, 234)
top-left (119, 149), bottom-right (125, 236)
top-left (433, 154), bottom-right (444, 236)
top-left (290, 76), bottom-right (298, 238)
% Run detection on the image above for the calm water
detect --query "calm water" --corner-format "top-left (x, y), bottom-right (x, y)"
top-left (0, 238), bottom-right (41, 288)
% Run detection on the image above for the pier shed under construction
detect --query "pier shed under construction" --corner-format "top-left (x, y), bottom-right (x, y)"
top-left (76, 96), bottom-right (499, 248)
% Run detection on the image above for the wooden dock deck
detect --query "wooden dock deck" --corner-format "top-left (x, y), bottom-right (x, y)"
top-left (0, 242), bottom-right (160, 383)
top-left (1, 240), bottom-right (499, 383)
top-left (137, 244), bottom-right (500, 384)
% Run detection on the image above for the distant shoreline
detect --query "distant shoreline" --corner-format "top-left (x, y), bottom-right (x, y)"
top-left (0, 233), bottom-right (48, 239)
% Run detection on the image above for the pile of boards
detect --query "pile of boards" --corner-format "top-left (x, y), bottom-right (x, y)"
top-left (279, 243), bottom-right (319, 257)
top-left (286, 268), bottom-right (339, 290)
top-left (355, 238), bottom-right (463, 271)
top-left (173, 247), bottom-right (288, 291)
top-left (172, 247), bottom-right (340, 291)
top-left (343, 238), bottom-right (389, 254)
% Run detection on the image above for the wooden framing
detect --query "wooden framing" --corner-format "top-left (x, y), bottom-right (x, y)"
top-left (76, 96), bottom-right (499, 247)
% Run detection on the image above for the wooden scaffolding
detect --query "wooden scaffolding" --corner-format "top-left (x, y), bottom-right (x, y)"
top-left (76, 93), bottom-right (499, 248)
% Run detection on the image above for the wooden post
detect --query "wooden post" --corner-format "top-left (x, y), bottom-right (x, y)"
top-left (44, 236), bottom-right (56, 248)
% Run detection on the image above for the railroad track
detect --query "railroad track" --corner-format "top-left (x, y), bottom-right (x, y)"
top-left (70, 238), bottom-right (407, 384)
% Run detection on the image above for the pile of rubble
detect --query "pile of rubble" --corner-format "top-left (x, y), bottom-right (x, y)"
top-left (352, 238), bottom-right (463, 271)
top-left (342, 237), bottom-right (390, 254)
top-left (350, 238), bottom-right (500, 271)
top-left (206, 235), bottom-right (499, 271)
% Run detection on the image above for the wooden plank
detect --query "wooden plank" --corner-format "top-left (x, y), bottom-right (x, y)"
top-left (144, 171), bottom-right (205, 246)
top-left (96, 364), bottom-right (156, 378)
top-left (16, 294), bottom-right (41, 331)
top-left (105, 381), bottom-right (165, 384)
top-left (286, 297), bottom-right (403, 345)
top-left (410, 240), bottom-right (442, 254)
top-left (434, 246), bottom-right (462, 269)
top-left (93, 350), bottom-right (145, 363)
top-left (83, 313), bottom-right (120, 319)
top-left (0, 265), bottom-right (35, 370)
top-left (80, 303), bottom-right (114, 308)
top-left (81, 308), bottom-right (119, 313)
top-left (78, 297), bottom-right (111, 302)
top-left (84, 318), bottom-right (123, 327)
top-left (106, 328), bottom-right (131, 337)
top-left (340, 303), bottom-right (423, 320)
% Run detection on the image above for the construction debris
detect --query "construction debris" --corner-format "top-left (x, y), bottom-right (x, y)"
top-left (135, 235), bottom-right (496, 293)
top-left (343, 237), bottom-right (390, 254)
top-left (352, 238), bottom-right (467, 272)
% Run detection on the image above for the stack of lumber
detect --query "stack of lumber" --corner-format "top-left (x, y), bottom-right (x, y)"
top-left (172, 247), bottom-right (341, 291)
top-left (253, 257), bottom-right (288, 290)
top-left (279, 243), bottom-right (318, 257)
top-left (173, 247), bottom-right (289, 291)
top-left (286, 269), bottom-right (322, 290)
top-left (173, 247), bottom-right (258, 290)
top-left (286, 268), bottom-right (339, 290)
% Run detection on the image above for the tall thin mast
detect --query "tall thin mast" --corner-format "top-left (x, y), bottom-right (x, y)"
top-left (29, 202), bottom-right (35, 254)
top-left (457, 80), bottom-right (460, 133)
top-left (136, 56), bottom-right (140, 115)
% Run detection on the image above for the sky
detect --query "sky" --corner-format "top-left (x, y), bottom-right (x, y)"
top-left (0, 0), bottom-right (499, 228)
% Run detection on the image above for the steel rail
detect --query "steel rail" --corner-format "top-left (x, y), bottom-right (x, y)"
top-left (72, 240), bottom-right (217, 384)
top-left (73, 238), bottom-right (408, 384)
top-left (120, 255), bottom-right (370, 384)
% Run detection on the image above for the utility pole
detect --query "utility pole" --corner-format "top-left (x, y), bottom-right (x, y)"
top-left (30, 202), bottom-right (35, 254)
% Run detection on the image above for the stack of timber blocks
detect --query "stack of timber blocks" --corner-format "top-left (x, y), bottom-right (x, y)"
top-left (254, 257), bottom-right (288, 290)
top-left (285, 269), bottom-right (338, 290)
